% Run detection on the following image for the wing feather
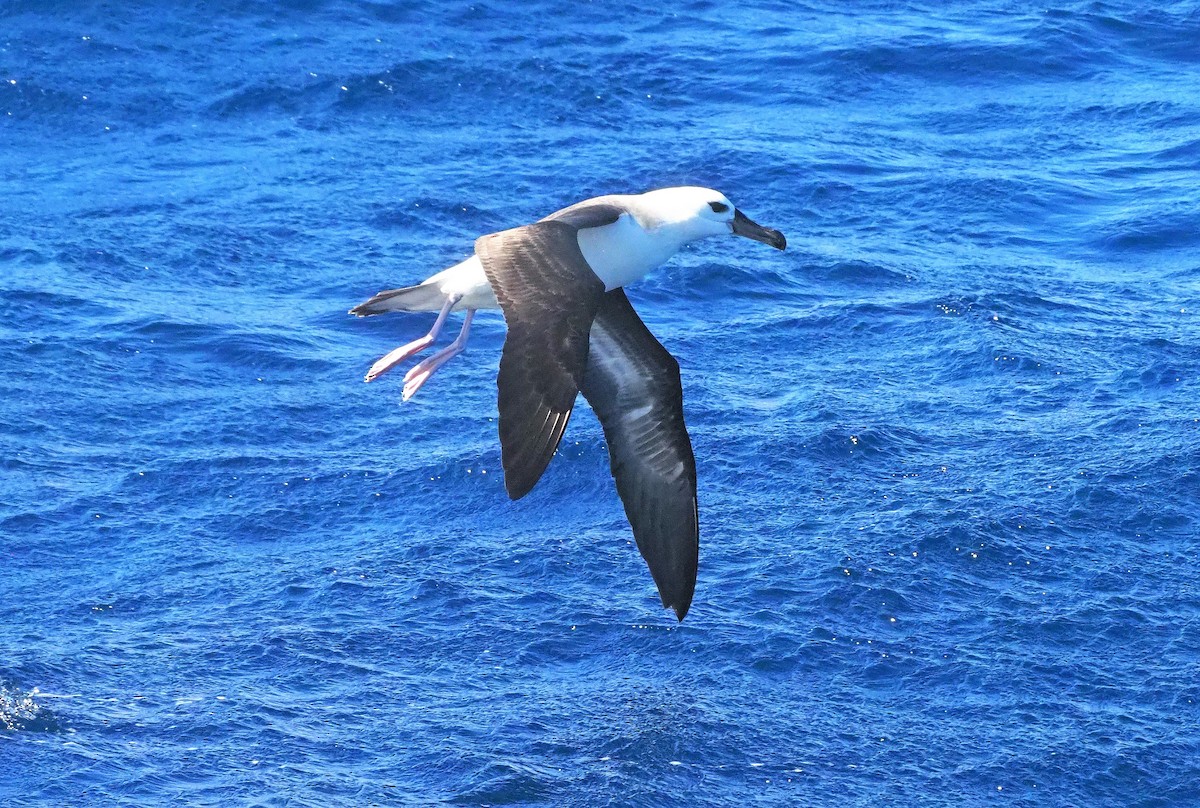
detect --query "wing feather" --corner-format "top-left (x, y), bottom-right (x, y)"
top-left (476, 218), bottom-right (608, 499)
top-left (580, 289), bottom-right (699, 621)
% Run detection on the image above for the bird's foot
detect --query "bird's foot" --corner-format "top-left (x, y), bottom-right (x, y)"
top-left (401, 309), bottom-right (475, 401)
top-left (365, 335), bottom-right (434, 382)
top-left (363, 294), bottom-right (462, 382)
top-left (401, 343), bottom-right (465, 401)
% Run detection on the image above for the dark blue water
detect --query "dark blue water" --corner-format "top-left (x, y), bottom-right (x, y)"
top-left (3, 1), bottom-right (1199, 805)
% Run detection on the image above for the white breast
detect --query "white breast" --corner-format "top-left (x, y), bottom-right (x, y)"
top-left (577, 214), bottom-right (680, 291)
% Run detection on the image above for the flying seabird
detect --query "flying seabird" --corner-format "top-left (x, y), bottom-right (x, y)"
top-left (351, 186), bottom-right (786, 620)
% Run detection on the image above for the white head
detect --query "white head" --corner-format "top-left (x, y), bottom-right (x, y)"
top-left (631, 186), bottom-right (787, 250)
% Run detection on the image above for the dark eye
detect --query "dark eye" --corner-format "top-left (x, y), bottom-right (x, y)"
top-left (708, 201), bottom-right (729, 213)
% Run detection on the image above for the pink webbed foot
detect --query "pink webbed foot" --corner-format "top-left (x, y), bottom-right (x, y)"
top-left (402, 309), bottom-right (476, 401)
top-left (364, 294), bottom-right (460, 383)
top-left (365, 335), bottom-right (433, 382)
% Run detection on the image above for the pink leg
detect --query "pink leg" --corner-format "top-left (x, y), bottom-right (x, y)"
top-left (401, 309), bottom-right (476, 401)
top-left (364, 294), bottom-right (460, 383)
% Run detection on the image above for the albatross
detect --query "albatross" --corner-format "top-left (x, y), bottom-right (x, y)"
top-left (350, 186), bottom-right (786, 620)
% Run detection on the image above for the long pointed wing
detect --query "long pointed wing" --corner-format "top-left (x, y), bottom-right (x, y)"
top-left (476, 218), bottom-right (610, 500)
top-left (580, 289), bottom-right (698, 621)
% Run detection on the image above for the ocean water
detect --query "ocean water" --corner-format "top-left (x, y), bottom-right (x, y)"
top-left (2, 0), bottom-right (1199, 804)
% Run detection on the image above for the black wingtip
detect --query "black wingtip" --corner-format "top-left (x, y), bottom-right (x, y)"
top-left (498, 411), bottom-right (571, 501)
top-left (504, 474), bottom-right (534, 501)
top-left (663, 586), bottom-right (694, 622)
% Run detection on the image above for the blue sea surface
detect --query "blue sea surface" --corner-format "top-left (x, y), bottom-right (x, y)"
top-left (2, 1), bottom-right (1199, 805)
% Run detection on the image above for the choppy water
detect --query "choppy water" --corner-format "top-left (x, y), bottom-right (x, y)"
top-left (3, 1), bottom-right (1199, 805)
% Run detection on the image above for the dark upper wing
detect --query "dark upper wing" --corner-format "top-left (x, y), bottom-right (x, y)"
top-left (540, 198), bottom-right (626, 230)
top-left (580, 289), bottom-right (698, 621)
top-left (476, 216), bottom-right (611, 500)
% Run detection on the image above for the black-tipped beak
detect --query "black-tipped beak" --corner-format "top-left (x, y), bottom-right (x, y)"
top-left (731, 208), bottom-right (786, 250)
